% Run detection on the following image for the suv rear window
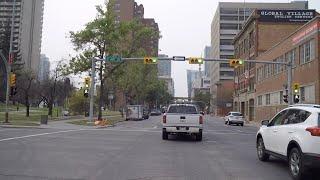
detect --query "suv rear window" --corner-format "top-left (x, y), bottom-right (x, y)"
top-left (167, 105), bottom-right (198, 114)
top-left (231, 112), bottom-right (242, 116)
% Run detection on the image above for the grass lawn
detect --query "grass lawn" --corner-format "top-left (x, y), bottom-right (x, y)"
top-left (102, 110), bottom-right (121, 116)
top-left (0, 104), bottom-right (65, 126)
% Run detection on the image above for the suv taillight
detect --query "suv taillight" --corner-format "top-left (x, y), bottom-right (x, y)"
top-left (306, 127), bottom-right (320, 136)
top-left (199, 116), bottom-right (203, 124)
top-left (163, 115), bottom-right (166, 124)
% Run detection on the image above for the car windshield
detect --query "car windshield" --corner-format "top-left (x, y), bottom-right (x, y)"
top-left (167, 105), bottom-right (198, 114)
top-left (231, 112), bottom-right (242, 116)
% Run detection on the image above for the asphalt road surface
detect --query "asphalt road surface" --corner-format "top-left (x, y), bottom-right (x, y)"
top-left (0, 116), bottom-right (319, 180)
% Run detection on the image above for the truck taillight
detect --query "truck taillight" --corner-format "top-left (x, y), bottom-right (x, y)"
top-left (306, 127), bottom-right (320, 136)
top-left (163, 115), bottom-right (166, 124)
top-left (199, 116), bottom-right (203, 124)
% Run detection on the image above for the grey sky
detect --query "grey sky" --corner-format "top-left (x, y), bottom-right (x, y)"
top-left (41, 0), bottom-right (319, 97)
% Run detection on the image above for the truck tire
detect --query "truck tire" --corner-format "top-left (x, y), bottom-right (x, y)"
top-left (162, 130), bottom-right (168, 140)
top-left (196, 130), bottom-right (202, 141)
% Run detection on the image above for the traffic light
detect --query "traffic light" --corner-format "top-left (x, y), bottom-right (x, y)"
top-left (84, 89), bottom-right (89, 98)
top-left (294, 94), bottom-right (300, 104)
top-left (188, 57), bottom-right (203, 64)
top-left (84, 77), bottom-right (90, 89)
top-left (229, 59), bottom-right (244, 68)
top-left (10, 73), bottom-right (16, 87)
top-left (293, 83), bottom-right (300, 94)
top-left (283, 95), bottom-right (288, 103)
top-left (144, 57), bottom-right (158, 64)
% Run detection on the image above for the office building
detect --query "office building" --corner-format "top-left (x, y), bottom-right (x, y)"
top-left (38, 54), bottom-right (50, 81)
top-left (209, 1), bottom-right (308, 115)
top-left (0, 0), bottom-right (44, 74)
top-left (204, 46), bottom-right (211, 77)
top-left (255, 16), bottom-right (320, 122)
top-left (157, 54), bottom-right (171, 77)
top-left (233, 9), bottom-right (315, 121)
top-left (187, 70), bottom-right (203, 98)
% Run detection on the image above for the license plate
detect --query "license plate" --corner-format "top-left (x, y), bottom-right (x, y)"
top-left (180, 127), bottom-right (186, 130)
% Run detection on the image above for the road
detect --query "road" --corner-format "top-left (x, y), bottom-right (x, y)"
top-left (0, 116), bottom-right (318, 180)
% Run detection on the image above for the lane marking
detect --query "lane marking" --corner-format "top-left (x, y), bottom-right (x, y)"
top-left (0, 129), bottom-right (84, 142)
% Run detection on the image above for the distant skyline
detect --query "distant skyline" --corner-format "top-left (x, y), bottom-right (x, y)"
top-left (41, 0), bottom-right (320, 97)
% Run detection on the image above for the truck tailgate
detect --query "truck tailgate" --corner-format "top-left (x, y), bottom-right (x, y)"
top-left (165, 113), bottom-right (200, 126)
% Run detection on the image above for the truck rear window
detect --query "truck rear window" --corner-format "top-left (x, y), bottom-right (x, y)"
top-left (167, 106), bottom-right (198, 114)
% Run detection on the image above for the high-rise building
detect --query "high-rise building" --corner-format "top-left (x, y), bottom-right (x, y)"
top-left (203, 46), bottom-right (211, 77)
top-left (157, 54), bottom-right (171, 77)
top-left (0, 0), bottom-right (44, 74)
top-left (113, 0), bottom-right (159, 56)
top-left (114, 0), bottom-right (144, 22)
top-left (38, 54), bottom-right (50, 81)
top-left (187, 70), bottom-right (203, 98)
top-left (159, 76), bottom-right (175, 97)
top-left (209, 1), bottom-right (308, 115)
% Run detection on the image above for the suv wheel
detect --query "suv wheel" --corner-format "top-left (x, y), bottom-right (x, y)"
top-left (257, 138), bottom-right (269, 161)
top-left (162, 130), bottom-right (168, 140)
top-left (289, 147), bottom-right (307, 180)
top-left (196, 130), bottom-right (202, 141)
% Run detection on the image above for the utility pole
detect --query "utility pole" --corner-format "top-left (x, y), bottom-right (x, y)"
top-left (89, 58), bottom-right (96, 122)
top-left (5, 0), bottom-right (17, 123)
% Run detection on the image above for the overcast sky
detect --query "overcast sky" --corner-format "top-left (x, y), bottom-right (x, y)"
top-left (41, 0), bottom-right (319, 97)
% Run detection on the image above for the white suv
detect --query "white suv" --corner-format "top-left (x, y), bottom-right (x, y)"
top-left (256, 104), bottom-right (320, 180)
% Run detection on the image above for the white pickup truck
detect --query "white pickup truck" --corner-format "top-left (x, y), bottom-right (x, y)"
top-left (162, 104), bottom-right (204, 141)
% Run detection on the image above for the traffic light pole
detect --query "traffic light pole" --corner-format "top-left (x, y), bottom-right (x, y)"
top-left (0, 51), bottom-right (10, 123)
top-left (287, 58), bottom-right (293, 105)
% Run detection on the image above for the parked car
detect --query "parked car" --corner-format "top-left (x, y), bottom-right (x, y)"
top-left (162, 103), bottom-right (203, 141)
top-left (256, 104), bottom-right (320, 180)
top-left (225, 112), bottom-right (244, 126)
top-left (150, 109), bottom-right (162, 116)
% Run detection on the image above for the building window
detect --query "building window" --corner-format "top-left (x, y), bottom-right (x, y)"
top-left (286, 49), bottom-right (296, 67)
top-left (220, 23), bottom-right (238, 30)
top-left (266, 94), bottom-right (270, 105)
top-left (220, 39), bottom-right (233, 45)
top-left (249, 31), bottom-right (254, 49)
top-left (300, 39), bottom-right (315, 64)
top-left (258, 96), bottom-right (262, 106)
top-left (280, 91), bottom-right (283, 104)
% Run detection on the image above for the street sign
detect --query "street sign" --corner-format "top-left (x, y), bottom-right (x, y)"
top-left (105, 55), bottom-right (122, 63)
top-left (173, 56), bottom-right (186, 61)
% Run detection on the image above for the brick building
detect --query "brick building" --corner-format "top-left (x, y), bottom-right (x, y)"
top-left (255, 16), bottom-right (320, 122)
top-left (233, 9), bottom-right (316, 121)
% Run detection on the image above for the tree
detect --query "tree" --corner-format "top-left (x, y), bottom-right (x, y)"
top-left (193, 91), bottom-right (211, 112)
top-left (14, 69), bottom-right (38, 117)
top-left (40, 62), bottom-right (73, 116)
top-left (66, 0), bottom-right (159, 119)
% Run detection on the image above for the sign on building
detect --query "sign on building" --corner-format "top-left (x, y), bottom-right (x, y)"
top-left (257, 10), bottom-right (316, 23)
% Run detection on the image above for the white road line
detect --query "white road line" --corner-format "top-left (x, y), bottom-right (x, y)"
top-left (0, 129), bottom-right (84, 142)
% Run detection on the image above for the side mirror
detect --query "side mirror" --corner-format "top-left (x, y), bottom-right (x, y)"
top-left (261, 120), bottom-right (269, 126)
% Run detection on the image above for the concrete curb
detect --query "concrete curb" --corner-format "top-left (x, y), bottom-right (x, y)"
top-left (0, 125), bottom-right (45, 129)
